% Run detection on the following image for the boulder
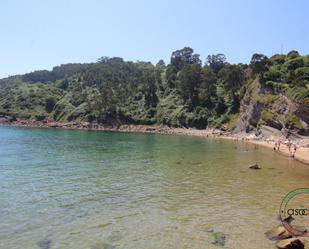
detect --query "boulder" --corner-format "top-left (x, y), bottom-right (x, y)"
top-left (8, 116), bottom-right (17, 122)
top-left (212, 232), bottom-right (226, 246)
top-left (249, 162), bottom-right (261, 170)
top-left (276, 238), bottom-right (304, 249)
top-left (265, 226), bottom-right (292, 240)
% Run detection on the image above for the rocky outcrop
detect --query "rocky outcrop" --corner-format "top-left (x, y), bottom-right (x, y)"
top-left (276, 238), bottom-right (304, 249)
top-left (265, 226), bottom-right (292, 240)
top-left (249, 162), bottom-right (261, 169)
top-left (296, 102), bottom-right (309, 135)
top-left (234, 79), bottom-right (263, 133)
top-left (233, 78), bottom-right (308, 136)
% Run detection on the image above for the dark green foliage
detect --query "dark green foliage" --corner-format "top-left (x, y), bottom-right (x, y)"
top-left (269, 54), bottom-right (286, 64)
top-left (283, 57), bottom-right (304, 71)
top-left (21, 63), bottom-right (88, 83)
top-left (57, 79), bottom-right (69, 90)
top-left (206, 54), bottom-right (227, 73)
top-left (198, 67), bottom-right (217, 108)
top-left (250, 53), bottom-right (269, 74)
top-left (170, 47), bottom-right (201, 71)
top-left (176, 64), bottom-right (201, 106)
top-left (287, 50), bottom-right (300, 59)
top-left (286, 86), bottom-right (309, 102)
top-left (0, 48), bottom-right (307, 131)
top-left (45, 97), bottom-right (56, 112)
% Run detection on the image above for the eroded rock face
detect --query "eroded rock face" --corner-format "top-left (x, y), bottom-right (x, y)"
top-left (233, 78), bottom-right (308, 135)
top-left (296, 102), bottom-right (309, 125)
top-left (296, 102), bottom-right (309, 135)
top-left (234, 79), bottom-right (262, 133)
top-left (276, 238), bottom-right (304, 249)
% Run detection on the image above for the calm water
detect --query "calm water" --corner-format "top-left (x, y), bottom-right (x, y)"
top-left (0, 126), bottom-right (308, 249)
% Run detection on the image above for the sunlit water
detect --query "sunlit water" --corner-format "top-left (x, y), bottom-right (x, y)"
top-left (0, 126), bottom-right (308, 249)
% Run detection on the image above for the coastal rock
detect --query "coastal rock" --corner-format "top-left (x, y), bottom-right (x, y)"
top-left (212, 232), bottom-right (226, 246)
top-left (265, 226), bottom-right (292, 240)
top-left (276, 238), bottom-right (304, 249)
top-left (8, 116), bottom-right (17, 122)
top-left (249, 162), bottom-right (261, 169)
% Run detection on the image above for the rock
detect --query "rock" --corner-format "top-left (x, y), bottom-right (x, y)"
top-left (49, 123), bottom-right (59, 128)
top-left (265, 226), bottom-right (292, 240)
top-left (37, 239), bottom-right (52, 249)
top-left (212, 232), bottom-right (226, 246)
top-left (145, 128), bottom-right (156, 132)
top-left (276, 238), bottom-right (304, 249)
top-left (249, 162), bottom-right (261, 169)
top-left (8, 116), bottom-right (17, 122)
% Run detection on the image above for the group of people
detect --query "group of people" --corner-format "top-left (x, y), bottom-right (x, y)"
top-left (273, 139), bottom-right (297, 158)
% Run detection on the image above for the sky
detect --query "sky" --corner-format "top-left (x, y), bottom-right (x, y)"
top-left (0, 0), bottom-right (308, 78)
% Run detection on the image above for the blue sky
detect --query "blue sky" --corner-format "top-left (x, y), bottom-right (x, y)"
top-left (0, 0), bottom-right (308, 78)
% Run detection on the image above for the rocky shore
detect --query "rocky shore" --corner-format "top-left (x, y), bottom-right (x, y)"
top-left (1, 115), bottom-right (309, 165)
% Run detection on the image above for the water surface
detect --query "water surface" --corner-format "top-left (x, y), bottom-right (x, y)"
top-left (0, 126), bottom-right (308, 249)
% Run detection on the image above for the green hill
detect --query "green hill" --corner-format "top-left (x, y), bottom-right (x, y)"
top-left (1, 48), bottom-right (308, 135)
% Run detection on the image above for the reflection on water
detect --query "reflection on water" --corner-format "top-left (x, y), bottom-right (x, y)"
top-left (0, 126), bottom-right (308, 249)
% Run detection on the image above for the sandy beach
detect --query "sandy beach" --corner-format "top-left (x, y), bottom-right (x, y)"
top-left (247, 139), bottom-right (309, 165)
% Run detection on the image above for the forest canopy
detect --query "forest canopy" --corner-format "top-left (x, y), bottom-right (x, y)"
top-left (0, 47), bottom-right (308, 132)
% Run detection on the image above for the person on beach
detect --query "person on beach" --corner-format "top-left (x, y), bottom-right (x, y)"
top-left (286, 140), bottom-right (292, 156)
top-left (277, 140), bottom-right (281, 150)
top-left (274, 141), bottom-right (278, 151)
top-left (291, 143), bottom-right (297, 158)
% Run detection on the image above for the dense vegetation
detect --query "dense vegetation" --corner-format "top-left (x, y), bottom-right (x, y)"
top-left (0, 47), bottom-right (308, 133)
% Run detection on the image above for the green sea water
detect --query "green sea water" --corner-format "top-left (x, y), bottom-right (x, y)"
top-left (0, 126), bottom-right (308, 249)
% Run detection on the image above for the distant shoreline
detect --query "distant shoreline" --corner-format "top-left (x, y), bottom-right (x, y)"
top-left (1, 118), bottom-right (309, 165)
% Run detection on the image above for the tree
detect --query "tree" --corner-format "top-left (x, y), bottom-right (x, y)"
top-left (250, 53), bottom-right (269, 74)
top-left (218, 64), bottom-right (244, 92)
top-left (165, 64), bottom-right (177, 89)
top-left (269, 54), bottom-right (286, 64)
top-left (287, 50), bottom-right (300, 59)
top-left (198, 67), bottom-right (217, 107)
top-left (45, 97), bottom-right (56, 113)
top-left (170, 47), bottom-right (201, 71)
top-left (143, 70), bottom-right (158, 107)
top-left (284, 57), bottom-right (304, 71)
top-left (156, 60), bottom-right (165, 67)
top-left (206, 54), bottom-right (227, 73)
top-left (176, 64), bottom-right (202, 106)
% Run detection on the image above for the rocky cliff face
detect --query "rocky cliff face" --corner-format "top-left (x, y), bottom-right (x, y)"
top-left (234, 78), bottom-right (308, 136)
top-left (234, 79), bottom-right (262, 133)
top-left (296, 102), bottom-right (309, 134)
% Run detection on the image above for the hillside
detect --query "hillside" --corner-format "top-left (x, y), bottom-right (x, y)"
top-left (0, 48), bottom-right (308, 136)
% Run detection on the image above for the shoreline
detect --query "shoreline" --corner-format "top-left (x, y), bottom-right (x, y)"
top-left (1, 118), bottom-right (309, 165)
